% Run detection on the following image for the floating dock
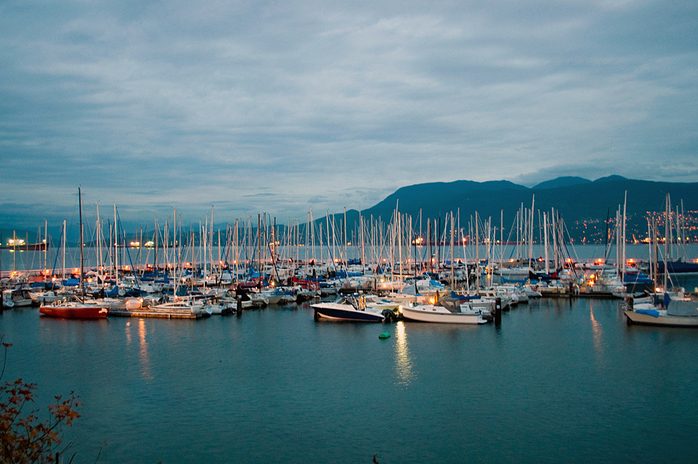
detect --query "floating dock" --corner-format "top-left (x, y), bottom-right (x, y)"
top-left (108, 309), bottom-right (202, 319)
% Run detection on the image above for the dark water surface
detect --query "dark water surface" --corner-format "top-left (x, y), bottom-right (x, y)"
top-left (2, 297), bottom-right (698, 463)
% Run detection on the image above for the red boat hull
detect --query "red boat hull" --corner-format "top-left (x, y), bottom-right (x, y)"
top-left (40, 304), bottom-right (109, 319)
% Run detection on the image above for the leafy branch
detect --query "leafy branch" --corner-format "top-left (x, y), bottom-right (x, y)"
top-left (0, 335), bottom-right (82, 464)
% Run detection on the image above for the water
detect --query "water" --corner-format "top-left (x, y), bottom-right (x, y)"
top-left (2, 295), bottom-right (698, 463)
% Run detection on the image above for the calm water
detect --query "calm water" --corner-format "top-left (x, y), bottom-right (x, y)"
top-left (2, 294), bottom-right (698, 463)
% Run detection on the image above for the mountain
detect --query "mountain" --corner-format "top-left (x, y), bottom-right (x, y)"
top-left (532, 176), bottom-right (592, 190)
top-left (327, 176), bottom-right (698, 244)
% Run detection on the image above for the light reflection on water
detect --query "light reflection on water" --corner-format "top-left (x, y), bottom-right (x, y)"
top-left (589, 306), bottom-right (605, 358)
top-left (138, 318), bottom-right (152, 381)
top-left (394, 321), bottom-right (413, 386)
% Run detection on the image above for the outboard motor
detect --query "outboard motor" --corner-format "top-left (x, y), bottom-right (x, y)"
top-left (382, 309), bottom-right (397, 323)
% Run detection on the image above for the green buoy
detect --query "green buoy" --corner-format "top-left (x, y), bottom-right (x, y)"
top-left (379, 332), bottom-right (390, 339)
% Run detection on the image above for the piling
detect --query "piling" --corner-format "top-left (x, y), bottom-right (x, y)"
top-left (494, 297), bottom-right (502, 326)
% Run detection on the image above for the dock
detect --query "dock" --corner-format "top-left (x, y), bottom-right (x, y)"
top-left (108, 309), bottom-right (202, 319)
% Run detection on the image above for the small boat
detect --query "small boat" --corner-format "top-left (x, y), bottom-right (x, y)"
top-left (400, 298), bottom-right (487, 324)
top-left (40, 300), bottom-right (109, 319)
top-left (311, 296), bottom-right (388, 322)
top-left (149, 298), bottom-right (206, 316)
top-left (624, 293), bottom-right (698, 327)
top-left (29, 290), bottom-right (60, 305)
top-left (3, 288), bottom-right (35, 307)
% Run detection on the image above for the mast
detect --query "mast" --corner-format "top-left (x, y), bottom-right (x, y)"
top-left (544, 212), bottom-right (549, 275)
top-left (44, 219), bottom-right (48, 273)
top-left (79, 188), bottom-right (85, 302)
top-left (621, 191), bottom-right (627, 281)
top-left (96, 203), bottom-right (102, 286)
top-left (664, 194), bottom-right (670, 290)
top-left (450, 213), bottom-right (455, 291)
top-left (114, 204), bottom-right (118, 286)
top-left (475, 212), bottom-right (479, 289)
top-left (62, 220), bottom-right (66, 282)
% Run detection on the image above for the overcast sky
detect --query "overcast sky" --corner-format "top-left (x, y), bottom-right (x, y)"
top-left (1, 0), bottom-right (697, 229)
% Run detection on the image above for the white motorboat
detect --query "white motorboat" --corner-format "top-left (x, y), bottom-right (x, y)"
top-left (400, 298), bottom-right (487, 324)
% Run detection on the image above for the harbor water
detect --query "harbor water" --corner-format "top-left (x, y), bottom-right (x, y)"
top-left (2, 292), bottom-right (698, 463)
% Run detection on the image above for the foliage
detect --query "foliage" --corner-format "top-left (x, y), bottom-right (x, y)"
top-left (0, 336), bottom-right (82, 464)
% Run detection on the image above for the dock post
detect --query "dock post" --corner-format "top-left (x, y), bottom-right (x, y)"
top-left (236, 295), bottom-right (242, 318)
top-left (494, 297), bottom-right (501, 326)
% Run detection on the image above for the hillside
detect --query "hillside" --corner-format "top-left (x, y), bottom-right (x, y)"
top-left (325, 176), bottom-right (698, 244)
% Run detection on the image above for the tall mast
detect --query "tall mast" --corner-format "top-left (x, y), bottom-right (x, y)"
top-left (79, 188), bottom-right (85, 301)
top-left (622, 190), bottom-right (627, 281)
top-left (62, 220), bottom-right (66, 281)
top-left (96, 203), bottom-right (102, 286)
top-left (450, 213), bottom-right (455, 291)
top-left (664, 194), bottom-right (670, 290)
top-left (114, 204), bottom-right (118, 286)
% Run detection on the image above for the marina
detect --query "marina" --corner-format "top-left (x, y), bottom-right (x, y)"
top-left (2, 289), bottom-right (698, 463)
top-left (2, 207), bottom-right (698, 462)
top-left (2, 0), bottom-right (697, 460)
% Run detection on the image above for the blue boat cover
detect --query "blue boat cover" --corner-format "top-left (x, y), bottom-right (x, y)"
top-left (636, 309), bottom-right (660, 318)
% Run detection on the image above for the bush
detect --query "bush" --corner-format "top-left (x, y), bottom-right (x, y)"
top-left (0, 336), bottom-right (82, 464)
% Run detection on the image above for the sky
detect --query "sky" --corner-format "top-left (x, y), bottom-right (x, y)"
top-left (1, 0), bottom-right (697, 231)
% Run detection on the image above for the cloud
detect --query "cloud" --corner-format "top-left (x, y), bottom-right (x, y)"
top-left (0, 0), bottom-right (696, 229)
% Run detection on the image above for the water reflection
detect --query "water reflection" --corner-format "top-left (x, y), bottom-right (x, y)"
top-left (138, 319), bottom-right (153, 381)
top-left (589, 305), bottom-right (605, 359)
top-left (394, 321), bottom-right (414, 386)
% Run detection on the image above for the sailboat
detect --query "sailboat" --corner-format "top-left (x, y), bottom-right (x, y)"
top-left (40, 188), bottom-right (110, 319)
top-left (624, 292), bottom-right (698, 327)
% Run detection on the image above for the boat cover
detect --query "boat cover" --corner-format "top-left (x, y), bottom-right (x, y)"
top-left (667, 301), bottom-right (698, 317)
top-left (636, 309), bottom-right (660, 318)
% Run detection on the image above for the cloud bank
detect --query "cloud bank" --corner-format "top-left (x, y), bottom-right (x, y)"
top-left (1, 0), bottom-right (696, 228)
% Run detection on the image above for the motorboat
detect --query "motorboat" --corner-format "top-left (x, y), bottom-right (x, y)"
top-left (400, 298), bottom-right (487, 324)
top-left (311, 295), bottom-right (390, 322)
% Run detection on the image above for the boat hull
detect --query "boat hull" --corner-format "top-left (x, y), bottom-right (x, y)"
top-left (311, 303), bottom-right (385, 322)
top-left (40, 304), bottom-right (109, 319)
top-left (401, 306), bottom-right (486, 324)
top-left (624, 310), bottom-right (698, 327)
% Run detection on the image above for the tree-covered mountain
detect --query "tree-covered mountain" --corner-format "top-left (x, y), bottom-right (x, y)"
top-left (327, 176), bottom-right (698, 244)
